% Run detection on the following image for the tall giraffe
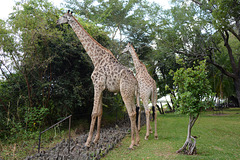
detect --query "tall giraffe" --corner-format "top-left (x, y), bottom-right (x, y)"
top-left (122, 42), bottom-right (158, 140)
top-left (57, 11), bottom-right (140, 149)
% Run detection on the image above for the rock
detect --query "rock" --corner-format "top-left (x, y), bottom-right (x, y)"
top-left (25, 112), bottom-right (146, 160)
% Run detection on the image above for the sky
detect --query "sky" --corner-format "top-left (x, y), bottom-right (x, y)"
top-left (0, 0), bottom-right (171, 21)
top-left (0, 0), bottom-right (65, 20)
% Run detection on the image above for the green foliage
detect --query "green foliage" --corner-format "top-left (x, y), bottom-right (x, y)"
top-left (0, 0), bottom-right (239, 157)
top-left (171, 60), bottom-right (215, 115)
top-left (0, 0), bottom-right (116, 142)
top-left (24, 106), bottom-right (49, 131)
top-left (168, 0), bottom-right (240, 106)
top-left (210, 0), bottom-right (240, 30)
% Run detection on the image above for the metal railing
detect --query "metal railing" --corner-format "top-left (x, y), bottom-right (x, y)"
top-left (38, 115), bottom-right (72, 153)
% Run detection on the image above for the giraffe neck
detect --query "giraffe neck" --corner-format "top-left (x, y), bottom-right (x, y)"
top-left (68, 16), bottom-right (113, 67)
top-left (129, 46), bottom-right (142, 71)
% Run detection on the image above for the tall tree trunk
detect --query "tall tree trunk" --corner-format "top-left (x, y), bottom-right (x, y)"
top-left (166, 99), bottom-right (173, 111)
top-left (234, 77), bottom-right (240, 107)
top-left (0, 98), bottom-right (8, 112)
top-left (176, 113), bottom-right (199, 155)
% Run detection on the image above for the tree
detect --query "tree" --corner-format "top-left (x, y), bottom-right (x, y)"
top-left (171, 60), bottom-right (214, 155)
top-left (0, 0), bottom-right (115, 140)
top-left (169, 0), bottom-right (240, 107)
top-left (64, 0), bottom-right (157, 58)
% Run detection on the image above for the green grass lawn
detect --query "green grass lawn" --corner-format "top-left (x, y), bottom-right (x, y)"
top-left (1, 108), bottom-right (239, 160)
top-left (103, 108), bottom-right (240, 160)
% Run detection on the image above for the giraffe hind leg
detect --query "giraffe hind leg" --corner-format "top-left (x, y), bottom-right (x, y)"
top-left (120, 77), bottom-right (139, 148)
top-left (153, 105), bottom-right (158, 139)
top-left (152, 89), bottom-right (158, 139)
top-left (93, 94), bottom-right (103, 144)
top-left (142, 98), bottom-right (151, 140)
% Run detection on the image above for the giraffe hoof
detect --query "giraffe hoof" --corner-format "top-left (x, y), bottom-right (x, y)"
top-left (129, 144), bottom-right (134, 149)
top-left (134, 142), bottom-right (139, 146)
top-left (144, 136), bottom-right (148, 140)
top-left (93, 139), bottom-right (99, 144)
top-left (155, 136), bottom-right (158, 140)
top-left (84, 142), bottom-right (90, 148)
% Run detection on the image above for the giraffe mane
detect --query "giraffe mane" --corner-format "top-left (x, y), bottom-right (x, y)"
top-left (71, 16), bottom-right (117, 59)
top-left (130, 44), bottom-right (149, 71)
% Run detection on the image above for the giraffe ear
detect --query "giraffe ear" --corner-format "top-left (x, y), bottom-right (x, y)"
top-left (71, 11), bottom-right (73, 14)
top-left (68, 10), bottom-right (70, 13)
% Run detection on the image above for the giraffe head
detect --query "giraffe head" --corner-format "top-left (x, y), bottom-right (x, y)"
top-left (121, 42), bottom-right (132, 54)
top-left (57, 10), bottom-right (73, 25)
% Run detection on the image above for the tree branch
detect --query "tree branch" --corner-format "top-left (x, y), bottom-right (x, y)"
top-left (192, 0), bottom-right (202, 6)
top-left (220, 30), bottom-right (237, 72)
top-left (229, 28), bottom-right (240, 42)
top-left (238, 57), bottom-right (240, 72)
top-left (207, 59), bottom-right (236, 78)
top-left (0, 60), bottom-right (13, 77)
top-left (0, 67), bottom-right (8, 80)
top-left (190, 113), bottom-right (199, 128)
top-left (175, 50), bottom-right (207, 62)
top-left (192, 0), bottom-right (213, 13)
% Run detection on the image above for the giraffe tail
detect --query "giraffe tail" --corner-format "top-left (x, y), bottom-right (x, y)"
top-left (135, 83), bottom-right (140, 126)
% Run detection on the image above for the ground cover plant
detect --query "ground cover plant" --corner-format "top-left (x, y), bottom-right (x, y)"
top-left (103, 108), bottom-right (240, 160)
top-left (0, 110), bottom-right (124, 159)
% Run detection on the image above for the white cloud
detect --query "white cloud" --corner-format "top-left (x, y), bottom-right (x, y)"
top-left (0, 0), bottom-right (15, 20)
top-left (0, 0), bottom-right (65, 21)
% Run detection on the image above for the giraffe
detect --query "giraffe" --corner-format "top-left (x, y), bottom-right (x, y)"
top-left (122, 42), bottom-right (158, 140)
top-left (57, 11), bottom-right (140, 149)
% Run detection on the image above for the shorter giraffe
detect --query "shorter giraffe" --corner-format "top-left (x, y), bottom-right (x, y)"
top-left (122, 42), bottom-right (158, 140)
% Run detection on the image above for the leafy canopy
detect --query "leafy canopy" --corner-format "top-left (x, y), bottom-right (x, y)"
top-left (171, 60), bottom-right (215, 115)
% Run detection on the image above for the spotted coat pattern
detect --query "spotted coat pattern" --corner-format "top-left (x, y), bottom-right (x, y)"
top-left (122, 42), bottom-right (158, 140)
top-left (57, 12), bottom-right (139, 149)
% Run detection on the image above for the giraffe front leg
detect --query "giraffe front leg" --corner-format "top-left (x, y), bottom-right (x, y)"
top-left (85, 114), bottom-right (97, 147)
top-left (85, 85), bottom-right (104, 147)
